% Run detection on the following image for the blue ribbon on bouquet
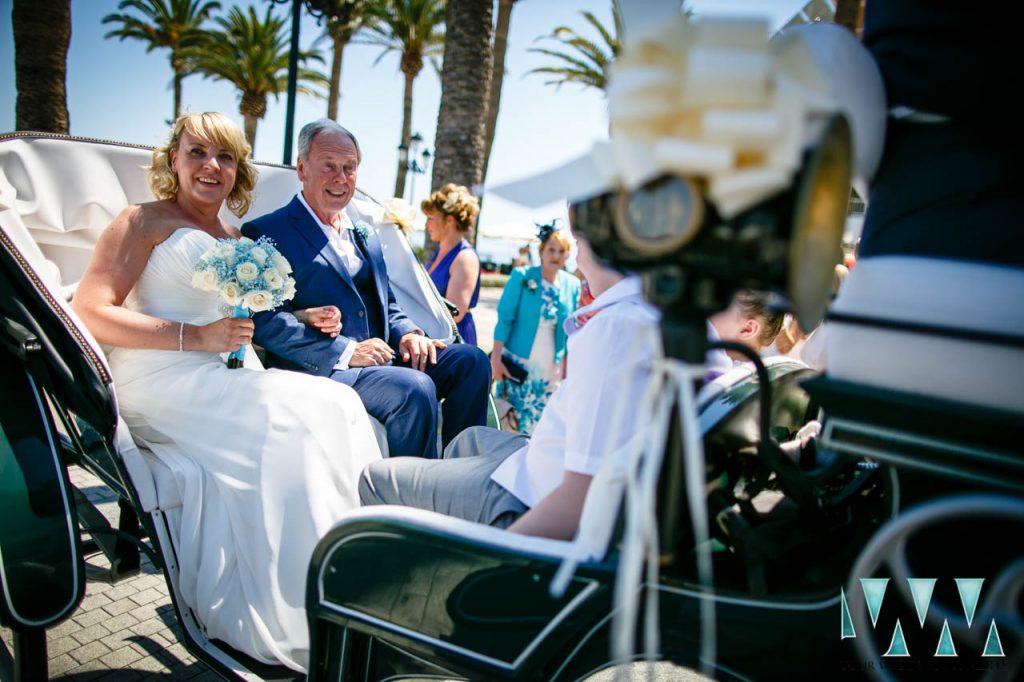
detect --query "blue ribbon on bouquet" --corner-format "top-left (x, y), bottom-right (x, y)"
top-left (226, 304), bottom-right (249, 368)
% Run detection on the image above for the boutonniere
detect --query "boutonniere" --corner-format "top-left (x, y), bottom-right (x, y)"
top-left (352, 221), bottom-right (371, 242)
top-left (524, 278), bottom-right (538, 292)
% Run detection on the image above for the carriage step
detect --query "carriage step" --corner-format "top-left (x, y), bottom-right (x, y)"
top-left (73, 488), bottom-right (147, 582)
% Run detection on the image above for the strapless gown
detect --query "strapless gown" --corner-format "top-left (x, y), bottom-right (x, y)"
top-left (108, 228), bottom-right (382, 672)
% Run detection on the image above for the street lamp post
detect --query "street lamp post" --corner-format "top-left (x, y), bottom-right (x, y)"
top-left (398, 132), bottom-right (432, 202)
top-left (270, 0), bottom-right (354, 165)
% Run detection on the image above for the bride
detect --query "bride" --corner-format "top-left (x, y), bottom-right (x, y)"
top-left (72, 112), bottom-right (382, 672)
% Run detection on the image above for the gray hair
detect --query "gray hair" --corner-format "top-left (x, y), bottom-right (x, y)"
top-left (297, 118), bottom-right (361, 164)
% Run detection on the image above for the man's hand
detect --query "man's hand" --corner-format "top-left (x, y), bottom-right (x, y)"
top-left (294, 305), bottom-right (342, 337)
top-left (399, 332), bottom-right (446, 372)
top-left (349, 337), bottom-right (395, 367)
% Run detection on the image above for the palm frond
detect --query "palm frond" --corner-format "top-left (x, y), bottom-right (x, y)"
top-left (527, 6), bottom-right (617, 92)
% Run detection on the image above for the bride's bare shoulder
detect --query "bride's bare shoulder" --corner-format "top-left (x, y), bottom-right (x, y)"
top-left (108, 200), bottom-right (184, 246)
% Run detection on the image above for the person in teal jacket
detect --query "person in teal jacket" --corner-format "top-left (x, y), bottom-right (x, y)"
top-left (491, 224), bottom-right (581, 434)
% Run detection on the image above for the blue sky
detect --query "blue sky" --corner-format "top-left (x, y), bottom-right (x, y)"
top-left (0, 0), bottom-right (804, 244)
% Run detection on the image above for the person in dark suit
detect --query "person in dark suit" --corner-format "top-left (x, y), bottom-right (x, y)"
top-left (242, 119), bottom-right (490, 459)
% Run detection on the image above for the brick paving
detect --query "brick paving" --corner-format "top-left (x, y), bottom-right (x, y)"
top-left (0, 466), bottom-right (221, 681)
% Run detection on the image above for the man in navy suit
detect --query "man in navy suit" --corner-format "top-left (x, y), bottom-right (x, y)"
top-left (242, 119), bottom-right (490, 459)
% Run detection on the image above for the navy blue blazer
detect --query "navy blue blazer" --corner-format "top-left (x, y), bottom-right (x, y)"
top-left (241, 195), bottom-right (420, 377)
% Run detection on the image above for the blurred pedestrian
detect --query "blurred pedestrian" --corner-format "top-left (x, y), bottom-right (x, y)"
top-left (491, 223), bottom-right (581, 434)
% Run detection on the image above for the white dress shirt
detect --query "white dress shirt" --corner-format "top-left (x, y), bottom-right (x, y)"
top-left (490, 276), bottom-right (661, 507)
top-left (297, 191), bottom-right (363, 277)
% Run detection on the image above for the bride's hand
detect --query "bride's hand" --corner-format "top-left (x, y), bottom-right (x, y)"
top-left (294, 306), bottom-right (342, 337)
top-left (190, 318), bottom-right (255, 352)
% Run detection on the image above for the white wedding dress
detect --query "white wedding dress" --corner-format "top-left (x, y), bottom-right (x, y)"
top-left (107, 228), bottom-right (382, 672)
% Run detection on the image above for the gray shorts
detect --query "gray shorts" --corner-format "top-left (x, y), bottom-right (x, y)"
top-left (358, 426), bottom-right (530, 528)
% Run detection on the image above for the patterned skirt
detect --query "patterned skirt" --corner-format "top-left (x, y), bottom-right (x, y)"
top-left (500, 321), bottom-right (562, 435)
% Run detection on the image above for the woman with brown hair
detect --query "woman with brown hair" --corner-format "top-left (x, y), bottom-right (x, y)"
top-left (422, 183), bottom-right (482, 345)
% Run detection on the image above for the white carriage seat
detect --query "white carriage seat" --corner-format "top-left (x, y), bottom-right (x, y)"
top-left (825, 256), bottom-right (1024, 414)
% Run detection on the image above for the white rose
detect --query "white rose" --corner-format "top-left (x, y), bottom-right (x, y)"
top-left (263, 268), bottom-right (284, 290)
top-left (238, 236), bottom-right (254, 246)
top-left (271, 252), bottom-right (292, 275)
top-left (281, 278), bottom-right (297, 301)
top-left (250, 246), bottom-right (268, 265)
top-left (220, 282), bottom-right (242, 306)
top-left (241, 290), bottom-right (274, 312)
top-left (235, 261), bottom-right (259, 282)
top-left (191, 268), bottom-right (220, 291)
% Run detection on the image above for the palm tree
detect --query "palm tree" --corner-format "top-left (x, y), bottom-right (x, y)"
top-left (428, 0), bottom-right (493, 256)
top-left (13, 0), bottom-right (70, 133)
top-left (834, 0), bottom-right (865, 34)
top-left (359, 0), bottom-right (447, 198)
top-left (527, 7), bottom-right (621, 92)
top-left (102, 0), bottom-right (221, 122)
top-left (189, 5), bottom-right (328, 148)
top-left (322, 1), bottom-right (376, 120)
top-left (481, 0), bottom-right (517, 182)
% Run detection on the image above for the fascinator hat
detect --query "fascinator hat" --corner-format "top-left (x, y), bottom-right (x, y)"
top-left (493, 4), bottom-right (885, 335)
top-left (535, 220), bottom-right (558, 244)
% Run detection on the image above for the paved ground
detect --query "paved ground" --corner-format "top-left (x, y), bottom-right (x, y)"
top-left (0, 467), bottom-right (221, 681)
top-left (1, 468), bottom-right (706, 682)
top-left (473, 285), bottom-right (500, 354)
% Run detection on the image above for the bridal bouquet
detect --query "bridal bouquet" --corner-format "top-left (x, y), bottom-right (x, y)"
top-left (191, 236), bottom-right (297, 367)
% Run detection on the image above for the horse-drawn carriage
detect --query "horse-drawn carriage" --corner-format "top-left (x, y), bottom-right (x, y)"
top-left (2, 128), bottom-right (1021, 682)
top-left (4, 11), bottom-right (1024, 675)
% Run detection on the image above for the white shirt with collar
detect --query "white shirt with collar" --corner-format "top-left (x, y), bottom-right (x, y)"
top-left (296, 191), bottom-right (361, 370)
top-left (297, 191), bottom-right (363, 277)
top-left (490, 276), bottom-right (661, 508)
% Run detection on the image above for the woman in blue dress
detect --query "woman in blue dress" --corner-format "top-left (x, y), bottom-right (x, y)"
top-left (491, 224), bottom-right (581, 434)
top-left (422, 184), bottom-right (482, 345)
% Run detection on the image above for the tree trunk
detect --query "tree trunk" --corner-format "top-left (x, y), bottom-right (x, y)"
top-left (393, 70), bottom-right (415, 199)
top-left (173, 70), bottom-right (182, 122)
top-left (13, 0), bottom-right (70, 133)
top-left (243, 115), bottom-right (258, 148)
top-left (834, 0), bottom-right (864, 35)
top-left (429, 0), bottom-right (493, 253)
top-left (482, 0), bottom-right (515, 183)
top-left (327, 33), bottom-right (349, 120)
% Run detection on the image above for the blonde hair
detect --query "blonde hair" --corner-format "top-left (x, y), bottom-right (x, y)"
top-left (421, 183), bottom-right (480, 237)
top-left (541, 230), bottom-right (571, 253)
top-left (733, 289), bottom-right (785, 348)
top-left (148, 112), bottom-right (258, 218)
